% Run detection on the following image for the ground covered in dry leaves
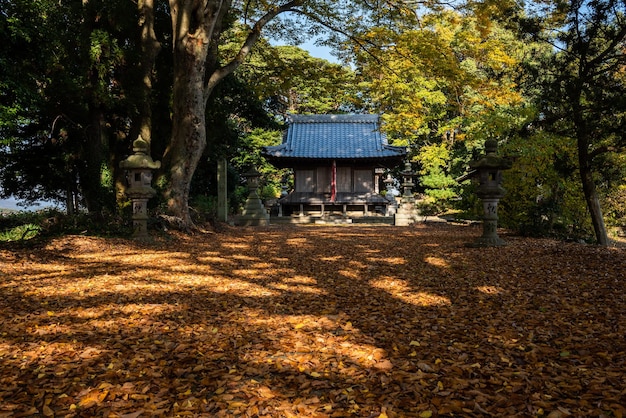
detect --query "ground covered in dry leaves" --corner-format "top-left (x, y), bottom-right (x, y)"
top-left (1, 224), bottom-right (625, 418)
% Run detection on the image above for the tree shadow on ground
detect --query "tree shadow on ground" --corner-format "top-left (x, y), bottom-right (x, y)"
top-left (0, 224), bottom-right (625, 417)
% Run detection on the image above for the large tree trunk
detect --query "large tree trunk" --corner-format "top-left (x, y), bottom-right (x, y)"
top-left (163, 0), bottom-right (221, 228)
top-left (577, 135), bottom-right (609, 246)
top-left (116, 0), bottom-right (162, 208)
top-left (138, 0), bottom-right (161, 149)
top-left (164, 73), bottom-right (208, 227)
top-left (163, 0), bottom-right (301, 229)
top-left (81, 0), bottom-right (109, 214)
top-left (82, 109), bottom-right (108, 214)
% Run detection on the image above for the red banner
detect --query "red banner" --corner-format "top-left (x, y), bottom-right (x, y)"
top-left (331, 160), bottom-right (337, 202)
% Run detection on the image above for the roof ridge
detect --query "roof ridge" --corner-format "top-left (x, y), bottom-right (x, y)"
top-left (288, 114), bottom-right (380, 124)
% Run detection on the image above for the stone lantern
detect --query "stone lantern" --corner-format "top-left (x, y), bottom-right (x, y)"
top-left (383, 174), bottom-right (398, 216)
top-left (119, 137), bottom-right (161, 239)
top-left (467, 138), bottom-right (512, 247)
top-left (400, 161), bottom-right (416, 203)
top-left (394, 161), bottom-right (419, 226)
top-left (238, 168), bottom-right (270, 226)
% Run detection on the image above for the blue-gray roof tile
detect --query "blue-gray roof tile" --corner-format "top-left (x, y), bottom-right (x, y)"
top-left (263, 114), bottom-right (406, 162)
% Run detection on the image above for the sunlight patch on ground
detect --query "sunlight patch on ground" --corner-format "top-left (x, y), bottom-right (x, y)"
top-left (370, 277), bottom-right (451, 306)
top-left (268, 276), bottom-right (326, 294)
top-left (232, 269), bottom-right (269, 279)
top-left (348, 260), bottom-right (368, 269)
top-left (338, 269), bottom-right (363, 280)
top-left (319, 255), bottom-right (344, 262)
top-left (196, 255), bottom-right (236, 265)
top-left (208, 278), bottom-right (280, 297)
top-left (282, 276), bottom-right (317, 284)
top-left (230, 255), bottom-right (259, 261)
top-left (424, 256), bottom-right (450, 268)
top-left (241, 312), bottom-right (389, 372)
top-left (476, 285), bottom-right (504, 295)
top-left (250, 262), bottom-right (274, 269)
top-left (76, 251), bottom-right (188, 265)
top-left (221, 242), bottom-right (251, 250)
top-left (3, 266), bottom-right (71, 283)
top-left (367, 257), bottom-right (406, 265)
top-left (286, 238), bottom-right (309, 246)
top-left (170, 264), bottom-right (215, 273)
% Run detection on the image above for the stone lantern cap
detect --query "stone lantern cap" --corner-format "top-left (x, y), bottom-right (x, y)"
top-left (119, 138), bottom-right (161, 170)
top-left (468, 139), bottom-right (512, 171)
top-left (400, 160), bottom-right (415, 177)
top-left (243, 167), bottom-right (261, 178)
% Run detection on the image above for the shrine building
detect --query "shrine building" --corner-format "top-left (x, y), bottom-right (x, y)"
top-left (262, 114), bottom-right (406, 219)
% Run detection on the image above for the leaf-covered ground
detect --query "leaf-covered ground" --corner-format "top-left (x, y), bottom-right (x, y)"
top-left (1, 224), bottom-right (625, 417)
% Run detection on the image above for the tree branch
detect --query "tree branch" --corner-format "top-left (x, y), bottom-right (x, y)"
top-left (589, 145), bottom-right (621, 159)
top-left (206, 1), bottom-right (303, 97)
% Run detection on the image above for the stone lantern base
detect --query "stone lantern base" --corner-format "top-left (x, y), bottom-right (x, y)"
top-left (238, 195), bottom-right (270, 226)
top-left (394, 200), bottom-right (419, 226)
top-left (467, 199), bottom-right (507, 247)
top-left (130, 197), bottom-right (151, 239)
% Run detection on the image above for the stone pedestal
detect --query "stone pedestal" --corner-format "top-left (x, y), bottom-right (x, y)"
top-left (468, 198), bottom-right (506, 247)
top-left (131, 198), bottom-right (150, 238)
top-left (239, 196), bottom-right (270, 226)
top-left (238, 168), bottom-right (269, 226)
top-left (395, 204), bottom-right (419, 226)
top-left (394, 161), bottom-right (419, 226)
top-left (384, 174), bottom-right (398, 216)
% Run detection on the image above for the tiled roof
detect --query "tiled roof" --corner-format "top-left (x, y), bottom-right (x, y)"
top-left (262, 114), bottom-right (406, 162)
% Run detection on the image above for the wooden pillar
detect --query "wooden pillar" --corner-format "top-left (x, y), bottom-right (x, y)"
top-left (217, 158), bottom-right (228, 222)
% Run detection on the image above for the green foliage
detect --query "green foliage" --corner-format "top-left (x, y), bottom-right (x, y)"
top-left (2, 0), bottom-right (624, 236)
top-left (413, 143), bottom-right (459, 214)
top-left (230, 128), bottom-right (287, 203)
top-left (88, 29), bottom-right (124, 106)
top-left (520, 0), bottom-right (626, 243)
top-left (231, 185), bottom-right (250, 214)
top-left (239, 42), bottom-right (358, 116)
top-left (0, 222), bottom-right (41, 242)
top-left (499, 131), bottom-right (592, 240)
top-left (0, 0), bottom-right (139, 213)
top-left (599, 152), bottom-right (626, 229)
top-left (260, 184), bottom-right (281, 200)
top-left (350, 9), bottom-right (536, 220)
top-left (354, 10), bottom-right (526, 149)
top-left (190, 195), bottom-right (218, 223)
top-left (231, 128), bottom-right (282, 169)
top-left (0, 208), bottom-right (130, 242)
